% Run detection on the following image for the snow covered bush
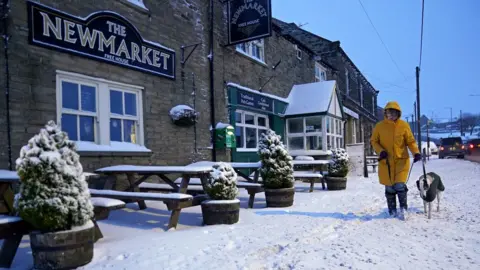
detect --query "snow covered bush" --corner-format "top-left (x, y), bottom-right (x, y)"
top-left (328, 148), bottom-right (350, 177)
top-left (15, 121), bottom-right (94, 232)
top-left (169, 105), bottom-right (199, 127)
top-left (258, 129), bottom-right (295, 189)
top-left (205, 162), bottom-right (238, 200)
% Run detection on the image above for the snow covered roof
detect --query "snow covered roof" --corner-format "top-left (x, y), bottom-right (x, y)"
top-left (227, 82), bottom-right (289, 103)
top-left (285, 80), bottom-right (337, 116)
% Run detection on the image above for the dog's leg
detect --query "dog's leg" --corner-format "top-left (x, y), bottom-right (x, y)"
top-left (437, 192), bottom-right (441, 212)
top-left (423, 200), bottom-right (427, 215)
top-left (428, 202), bottom-right (432, 219)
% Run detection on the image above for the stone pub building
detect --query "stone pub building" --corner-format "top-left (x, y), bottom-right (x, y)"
top-left (0, 0), bottom-right (378, 172)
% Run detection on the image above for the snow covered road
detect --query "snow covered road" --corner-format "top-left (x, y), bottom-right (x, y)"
top-left (4, 157), bottom-right (480, 270)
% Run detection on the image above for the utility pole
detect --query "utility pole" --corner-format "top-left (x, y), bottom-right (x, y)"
top-left (426, 120), bottom-right (430, 161)
top-left (414, 102), bottom-right (417, 136)
top-left (415, 67), bottom-right (422, 151)
top-left (460, 110), bottom-right (463, 136)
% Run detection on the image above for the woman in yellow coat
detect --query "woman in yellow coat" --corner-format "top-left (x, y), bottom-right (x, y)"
top-left (370, 101), bottom-right (421, 217)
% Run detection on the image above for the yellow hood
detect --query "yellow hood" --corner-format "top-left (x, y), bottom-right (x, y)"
top-left (384, 101), bottom-right (402, 118)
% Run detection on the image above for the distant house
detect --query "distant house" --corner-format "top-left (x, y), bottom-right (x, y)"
top-left (376, 106), bottom-right (384, 122)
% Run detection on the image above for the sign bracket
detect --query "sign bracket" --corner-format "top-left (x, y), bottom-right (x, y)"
top-left (180, 42), bottom-right (202, 68)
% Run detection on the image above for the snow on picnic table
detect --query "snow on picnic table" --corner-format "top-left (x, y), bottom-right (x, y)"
top-left (4, 157), bottom-right (480, 269)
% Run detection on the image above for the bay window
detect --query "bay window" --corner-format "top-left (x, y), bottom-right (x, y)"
top-left (56, 71), bottom-right (146, 152)
top-left (235, 110), bottom-right (268, 151)
top-left (287, 115), bottom-right (343, 152)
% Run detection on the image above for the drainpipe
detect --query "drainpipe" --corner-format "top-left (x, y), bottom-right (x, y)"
top-left (1, 0), bottom-right (12, 170)
top-left (208, 0), bottom-right (216, 161)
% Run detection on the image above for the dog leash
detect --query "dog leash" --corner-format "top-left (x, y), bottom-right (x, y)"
top-left (405, 154), bottom-right (428, 185)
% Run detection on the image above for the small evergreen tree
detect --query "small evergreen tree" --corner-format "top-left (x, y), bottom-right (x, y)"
top-left (15, 121), bottom-right (93, 232)
top-left (328, 148), bottom-right (350, 177)
top-left (258, 129), bottom-right (294, 189)
top-left (205, 162), bottom-right (238, 200)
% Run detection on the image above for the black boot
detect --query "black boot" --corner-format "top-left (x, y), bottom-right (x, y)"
top-left (385, 191), bottom-right (397, 216)
top-left (397, 190), bottom-right (408, 211)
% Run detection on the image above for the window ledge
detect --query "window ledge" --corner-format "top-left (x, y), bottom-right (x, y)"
top-left (236, 149), bottom-right (258, 152)
top-left (75, 141), bottom-right (152, 157)
top-left (119, 0), bottom-right (150, 14)
top-left (235, 50), bottom-right (268, 67)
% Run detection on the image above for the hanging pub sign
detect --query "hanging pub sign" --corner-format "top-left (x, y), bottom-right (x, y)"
top-left (27, 1), bottom-right (175, 79)
top-left (237, 89), bottom-right (273, 113)
top-left (227, 0), bottom-right (272, 45)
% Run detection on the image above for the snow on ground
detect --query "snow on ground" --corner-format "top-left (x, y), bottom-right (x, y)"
top-left (3, 157), bottom-right (480, 270)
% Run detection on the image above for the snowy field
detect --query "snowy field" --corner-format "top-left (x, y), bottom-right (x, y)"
top-left (3, 157), bottom-right (480, 270)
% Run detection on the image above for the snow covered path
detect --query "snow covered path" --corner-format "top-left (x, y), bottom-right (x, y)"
top-left (4, 158), bottom-right (480, 270)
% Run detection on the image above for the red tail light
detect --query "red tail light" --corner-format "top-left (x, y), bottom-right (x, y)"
top-left (462, 145), bottom-right (465, 150)
top-left (440, 146), bottom-right (444, 151)
top-left (470, 144), bottom-right (474, 149)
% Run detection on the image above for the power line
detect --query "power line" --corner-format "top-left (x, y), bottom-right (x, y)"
top-left (419, 0), bottom-right (425, 68)
top-left (357, 0), bottom-right (407, 80)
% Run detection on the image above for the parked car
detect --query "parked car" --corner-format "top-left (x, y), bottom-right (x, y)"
top-left (466, 138), bottom-right (480, 155)
top-left (438, 137), bottom-right (465, 159)
top-left (421, 141), bottom-right (439, 156)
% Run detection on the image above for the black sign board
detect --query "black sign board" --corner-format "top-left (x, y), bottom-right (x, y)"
top-left (227, 0), bottom-right (272, 45)
top-left (237, 89), bottom-right (273, 112)
top-left (27, 1), bottom-right (175, 79)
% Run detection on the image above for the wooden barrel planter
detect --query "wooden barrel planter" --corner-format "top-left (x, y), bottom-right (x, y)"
top-left (326, 176), bottom-right (347, 190)
top-left (29, 220), bottom-right (95, 270)
top-left (201, 199), bottom-right (240, 225)
top-left (265, 187), bottom-right (295, 207)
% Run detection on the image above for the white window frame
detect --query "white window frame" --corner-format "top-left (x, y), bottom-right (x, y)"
top-left (295, 45), bottom-right (302, 60)
top-left (236, 39), bottom-right (265, 64)
top-left (56, 70), bottom-right (145, 150)
top-left (286, 116), bottom-right (324, 152)
top-left (315, 62), bottom-right (327, 82)
top-left (235, 110), bottom-right (269, 152)
top-left (326, 116), bottom-right (344, 150)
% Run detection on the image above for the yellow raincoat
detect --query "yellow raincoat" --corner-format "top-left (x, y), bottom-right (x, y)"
top-left (370, 101), bottom-right (420, 186)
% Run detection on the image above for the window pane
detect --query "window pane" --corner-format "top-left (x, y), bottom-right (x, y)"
top-left (306, 135), bottom-right (322, 150)
top-left (288, 118), bottom-right (303, 133)
top-left (257, 129), bottom-right (267, 142)
top-left (124, 92), bottom-right (137, 116)
top-left (235, 126), bottom-right (244, 148)
top-left (245, 127), bottom-right (257, 148)
top-left (110, 118), bottom-right (122, 142)
top-left (330, 118), bottom-right (334, 134)
top-left (245, 114), bottom-right (254, 125)
top-left (110, 90), bottom-right (123, 114)
top-left (327, 135), bottom-right (331, 149)
top-left (258, 116), bottom-right (267, 127)
top-left (123, 120), bottom-right (136, 143)
top-left (61, 114), bottom-right (78, 141)
top-left (79, 116), bottom-right (94, 142)
top-left (288, 137), bottom-right (304, 150)
top-left (80, 85), bottom-right (96, 112)
top-left (235, 112), bottom-right (242, 123)
top-left (305, 116), bottom-right (322, 133)
top-left (337, 137), bottom-right (341, 148)
top-left (62, 81), bottom-right (78, 110)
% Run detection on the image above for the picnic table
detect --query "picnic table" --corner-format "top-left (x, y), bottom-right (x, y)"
top-left (93, 165), bottom-right (213, 229)
top-left (187, 161), bottom-right (262, 182)
top-left (366, 155), bottom-right (379, 172)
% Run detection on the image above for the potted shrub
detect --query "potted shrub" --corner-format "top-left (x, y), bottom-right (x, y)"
top-left (326, 148), bottom-right (350, 190)
top-left (15, 121), bottom-right (95, 269)
top-left (258, 129), bottom-right (295, 207)
top-left (201, 162), bottom-right (240, 225)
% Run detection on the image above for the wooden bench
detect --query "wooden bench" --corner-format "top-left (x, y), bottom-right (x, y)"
top-left (367, 162), bottom-right (379, 172)
top-left (293, 171), bottom-right (324, 192)
top-left (88, 189), bottom-right (204, 229)
top-left (0, 196), bottom-right (125, 268)
top-left (171, 178), bottom-right (264, 209)
top-left (138, 182), bottom-right (205, 196)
